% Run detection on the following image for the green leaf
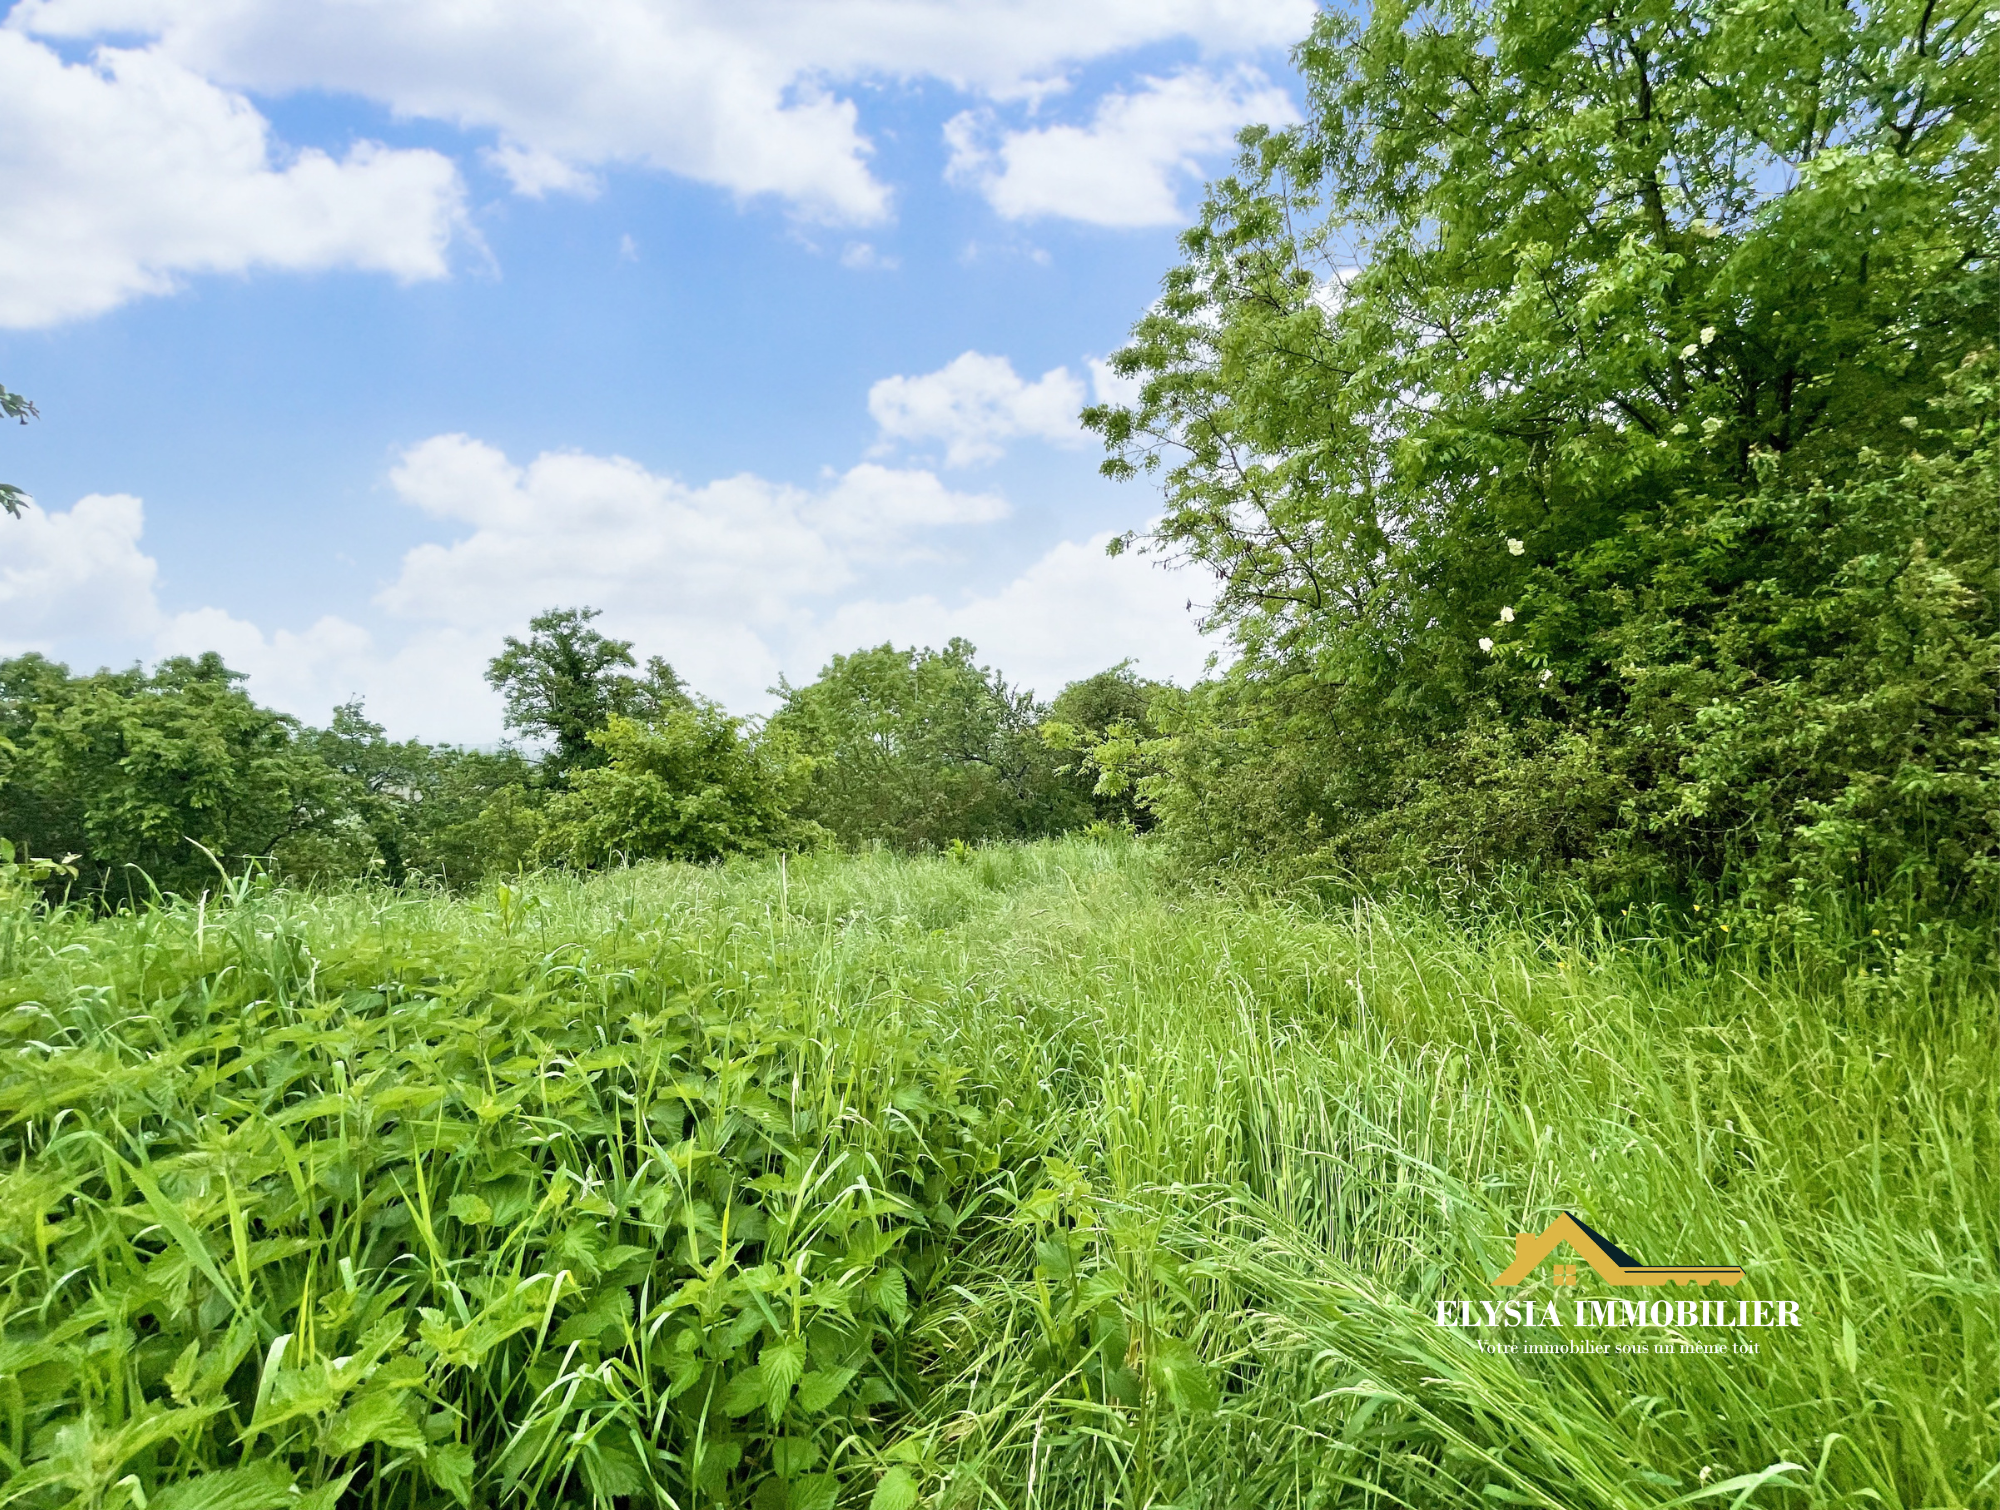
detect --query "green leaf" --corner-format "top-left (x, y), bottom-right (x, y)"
top-left (794, 1366), bottom-right (857, 1414)
top-left (1148, 1335), bottom-right (1217, 1414)
top-left (720, 1366), bottom-right (767, 1416)
top-left (761, 1334), bottom-right (807, 1407)
top-left (446, 1193), bottom-right (492, 1225)
top-left (292, 1473), bottom-right (357, 1510)
top-left (425, 1442), bottom-right (476, 1508)
top-left (869, 1466), bottom-right (921, 1510)
top-left (772, 1435), bottom-right (821, 1478)
top-left (324, 1386), bottom-right (426, 1454)
top-left (869, 1266), bottom-right (909, 1326)
top-left (790, 1473), bottom-right (840, 1510)
top-left (151, 1464), bottom-right (295, 1510)
top-left (164, 1340), bottom-right (200, 1405)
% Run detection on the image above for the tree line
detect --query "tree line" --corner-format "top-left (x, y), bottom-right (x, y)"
top-left (0, 609), bottom-right (1160, 902)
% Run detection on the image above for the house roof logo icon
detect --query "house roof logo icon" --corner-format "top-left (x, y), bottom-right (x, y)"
top-left (1493, 1212), bottom-right (1745, 1287)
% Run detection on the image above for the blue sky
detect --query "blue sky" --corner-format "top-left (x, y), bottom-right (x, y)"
top-left (0, 0), bottom-right (1314, 741)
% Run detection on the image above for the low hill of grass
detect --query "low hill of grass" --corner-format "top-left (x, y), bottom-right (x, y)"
top-left (1, 839), bottom-right (1992, 1508)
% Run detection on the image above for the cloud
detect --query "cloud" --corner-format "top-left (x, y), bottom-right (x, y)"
top-left (838, 241), bottom-right (897, 271)
top-left (151, 608), bottom-right (508, 741)
top-left (809, 530), bottom-right (1214, 699)
top-left (869, 351), bottom-right (1087, 466)
top-left (946, 65), bottom-right (1298, 226)
top-left (0, 493), bottom-right (161, 649)
top-left (2, 423), bottom-right (1215, 740)
top-left (0, 31), bottom-right (464, 327)
top-left (13, 0), bottom-right (1313, 233)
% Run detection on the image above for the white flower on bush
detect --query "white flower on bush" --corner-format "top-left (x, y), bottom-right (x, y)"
top-left (1499, 606), bottom-right (1515, 623)
top-left (1478, 637), bottom-right (1495, 653)
top-left (1506, 538), bottom-right (1525, 555)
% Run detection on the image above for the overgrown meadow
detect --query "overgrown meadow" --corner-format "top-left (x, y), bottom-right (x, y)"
top-left (3, 839), bottom-right (1991, 1508)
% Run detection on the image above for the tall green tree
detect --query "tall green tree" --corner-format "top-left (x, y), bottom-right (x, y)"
top-left (0, 653), bottom-right (346, 899)
top-left (770, 640), bottom-right (1086, 850)
top-left (1090, 0), bottom-right (1999, 915)
top-left (1044, 664), bottom-right (1170, 831)
top-left (295, 702), bottom-right (539, 884)
top-left (485, 607), bottom-right (687, 779)
top-left (535, 705), bottom-right (812, 868)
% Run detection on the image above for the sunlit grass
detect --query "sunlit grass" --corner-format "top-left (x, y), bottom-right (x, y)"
top-left (1, 838), bottom-right (1992, 1507)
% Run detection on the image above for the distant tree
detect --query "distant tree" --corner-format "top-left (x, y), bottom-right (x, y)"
top-left (485, 608), bottom-right (688, 779)
top-left (0, 652), bottom-right (345, 899)
top-left (1044, 663), bottom-right (1169, 830)
top-left (294, 701), bottom-right (539, 885)
top-left (1, 383), bottom-right (37, 518)
top-left (769, 639), bottom-right (1085, 849)
top-left (536, 705), bottom-right (812, 868)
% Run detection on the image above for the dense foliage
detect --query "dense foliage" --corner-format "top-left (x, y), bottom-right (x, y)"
top-left (0, 660), bottom-right (536, 898)
top-left (534, 706), bottom-right (814, 867)
top-left (2, 629), bottom-right (1142, 902)
top-left (486, 609), bottom-right (690, 780)
top-left (1086, 0), bottom-right (1999, 926)
top-left (767, 641), bottom-right (1086, 850)
top-left (1, 842), bottom-right (1990, 1506)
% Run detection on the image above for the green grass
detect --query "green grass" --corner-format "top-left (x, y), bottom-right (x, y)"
top-left (1, 838), bottom-right (1993, 1508)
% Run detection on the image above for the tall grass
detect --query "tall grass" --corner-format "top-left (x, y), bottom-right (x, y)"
top-left (1, 839), bottom-right (1992, 1508)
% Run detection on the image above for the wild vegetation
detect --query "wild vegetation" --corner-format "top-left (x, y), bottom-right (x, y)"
top-left (2, 841), bottom-right (1993, 1508)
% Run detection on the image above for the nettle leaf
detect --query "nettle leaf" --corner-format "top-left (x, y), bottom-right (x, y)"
top-left (789, 1472), bottom-right (841, 1510)
top-left (661, 1349), bottom-right (705, 1401)
top-left (164, 1339), bottom-right (200, 1403)
top-left (324, 1385), bottom-right (426, 1453)
top-left (150, 1462), bottom-right (295, 1510)
top-left (771, 1434), bottom-right (821, 1478)
top-left (1148, 1335), bottom-right (1218, 1414)
top-left (794, 1366), bottom-right (857, 1414)
top-left (694, 1438), bottom-right (743, 1493)
top-left (425, 1441), bottom-right (475, 1507)
top-left (720, 1366), bottom-right (767, 1416)
top-left (869, 1465), bottom-right (921, 1510)
top-left (556, 1286), bottom-right (633, 1345)
top-left (760, 1334), bottom-right (807, 1409)
top-left (583, 1436), bottom-right (645, 1497)
top-left (868, 1267), bottom-right (909, 1326)
top-left (446, 1193), bottom-right (492, 1225)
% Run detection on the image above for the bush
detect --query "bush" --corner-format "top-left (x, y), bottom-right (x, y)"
top-left (770, 640), bottom-right (1085, 850)
top-left (534, 706), bottom-right (812, 868)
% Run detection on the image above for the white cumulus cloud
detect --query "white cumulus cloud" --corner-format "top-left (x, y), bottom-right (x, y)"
top-left (0, 492), bottom-right (161, 649)
top-left (946, 65), bottom-right (1298, 226)
top-left (2, 422), bottom-right (1217, 739)
top-left (0, 30), bottom-right (464, 328)
top-left (809, 530), bottom-right (1214, 699)
top-left (12, 0), bottom-right (1313, 232)
top-left (869, 351), bottom-right (1087, 467)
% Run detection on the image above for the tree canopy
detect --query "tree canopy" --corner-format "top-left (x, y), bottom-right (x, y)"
top-left (1086, 0), bottom-right (1998, 922)
top-left (485, 607), bottom-right (688, 778)
top-left (769, 640), bottom-right (1087, 850)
